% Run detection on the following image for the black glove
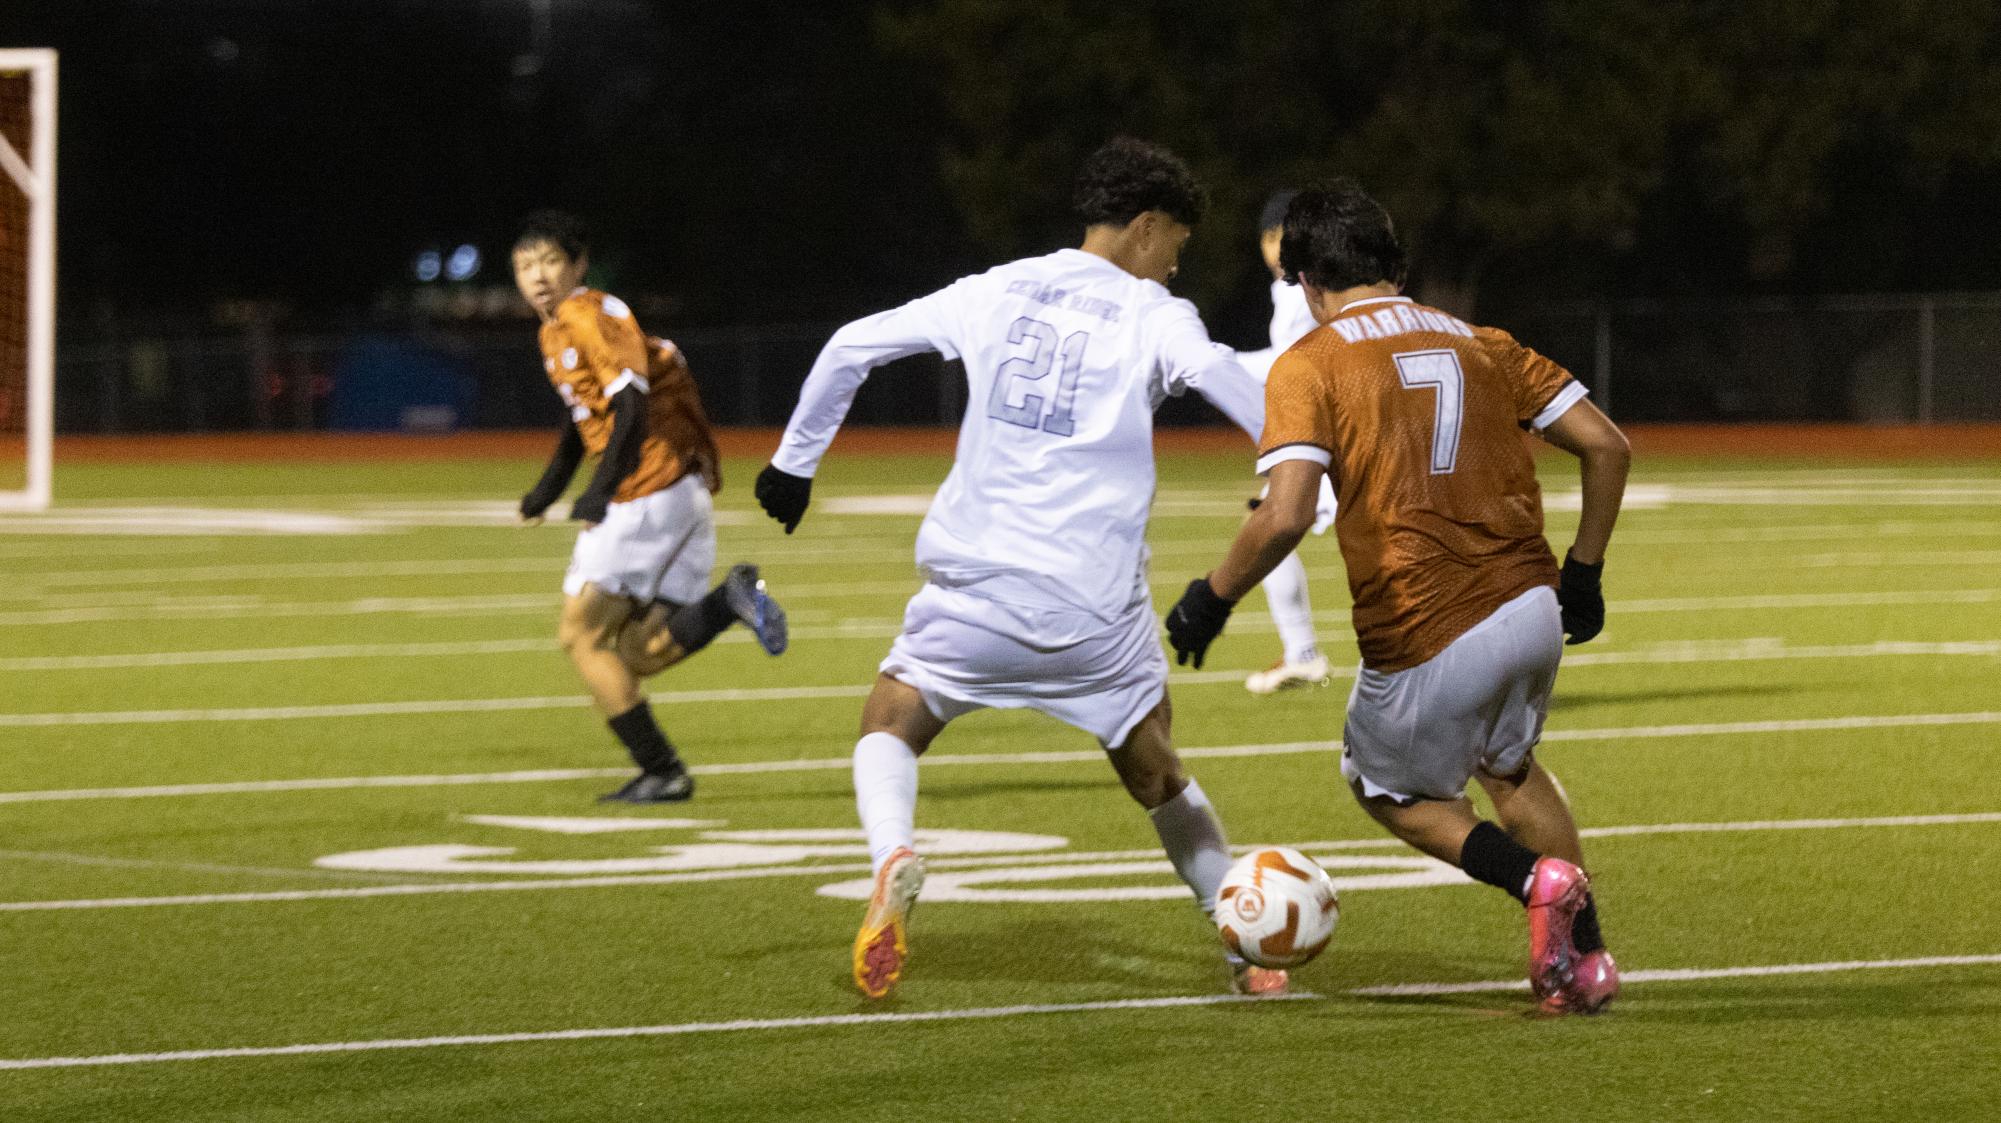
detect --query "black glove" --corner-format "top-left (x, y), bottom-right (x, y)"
top-left (1165, 578), bottom-right (1236, 668)
top-left (1557, 552), bottom-right (1605, 645)
top-left (755, 464), bottom-right (812, 533)
top-left (569, 491), bottom-right (610, 526)
top-left (520, 489), bottom-right (558, 521)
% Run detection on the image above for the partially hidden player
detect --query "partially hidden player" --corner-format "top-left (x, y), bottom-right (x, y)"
top-left (512, 210), bottom-right (788, 804)
top-left (1165, 181), bottom-right (1631, 1014)
top-left (753, 139), bottom-right (1286, 1000)
top-left (1235, 190), bottom-right (1341, 695)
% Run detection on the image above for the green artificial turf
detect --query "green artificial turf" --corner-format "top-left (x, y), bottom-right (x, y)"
top-left (1, 447), bottom-right (1997, 1121)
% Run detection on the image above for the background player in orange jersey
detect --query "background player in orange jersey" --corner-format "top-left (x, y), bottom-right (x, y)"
top-left (512, 210), bottom-right (788, 803)
top-left (1165, 181), bottom-right (1632, 1015)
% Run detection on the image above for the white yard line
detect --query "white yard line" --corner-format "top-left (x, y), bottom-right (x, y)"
top-left (1609, 588), bottom-right (2000, 613)
top-left (0, 672), bottom-right (1277, 726)
top-left (0, 992), bottom-right (1315, 1070)
top-left (0, 849), bottom-right (416, 884)
top-left (10, 582), bottom-right (1999, 630)
top-left (18, 556), bottom-right (574, 587)
top-left (1797, 550), bottom-right (2001, 568)
top-left (8, 634), bottom-right (1996, 675)
top-left (3, 953), bottom-right (1996, 1070)
top-left (0, 639), bottom-right (559, 671)
top-left (1609, 521), bottom-right (2001, 546)
top-left (4, 709), bottom-right (2001, 794)
top-left (0, 767), bottom-right (638, 804)
top-left (7, 628), bottom-right (1999, 726)
top-left (1346, 953), bottom-right (2001, 997)
top-left (1541, 711), bottom-right (2001, 742)
top-left (0, 740), bottom-right (1332, 804)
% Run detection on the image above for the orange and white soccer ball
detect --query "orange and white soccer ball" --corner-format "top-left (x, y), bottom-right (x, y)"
top-left (1215, 847), bottom-right (1340, 969)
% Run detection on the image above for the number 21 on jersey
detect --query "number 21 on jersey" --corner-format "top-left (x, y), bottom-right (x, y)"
top-left (987, 315), bottom-right (1088, 436)
top-left (1393, 349), bottom-right (1464, 474)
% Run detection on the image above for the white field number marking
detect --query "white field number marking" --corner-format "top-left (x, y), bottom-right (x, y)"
top-left (317, 826), bottom-right (1068, 876)
top-left (816, 853), bottom-right (1463, 903)
top-left (314, 819), bottom-right (1464, 900)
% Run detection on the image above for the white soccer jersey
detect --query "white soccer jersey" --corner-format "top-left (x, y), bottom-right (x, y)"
top-left (1238, 279), bottom-right (1319, 384)
top-left (772, 247), bottom-right (1263, 621)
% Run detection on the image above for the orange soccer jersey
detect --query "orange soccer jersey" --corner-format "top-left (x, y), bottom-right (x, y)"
top-left (538, 289), bottom-right (720, 503)
top-left (1259, 295), bottom-right (1586, 672)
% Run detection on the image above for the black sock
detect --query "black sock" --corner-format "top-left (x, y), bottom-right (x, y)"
top-left (666, 585), bottom-right (737, 655)
top-left (607, 701), bottom-right (679, 775)
top-left (1573, 894), bottom-right (1605, 954)
top-left (1459, 821), bottom-right (1541, 904)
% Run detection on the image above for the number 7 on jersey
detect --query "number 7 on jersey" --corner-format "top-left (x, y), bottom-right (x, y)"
top-left (1393, 349), bottom-right (1465, 474)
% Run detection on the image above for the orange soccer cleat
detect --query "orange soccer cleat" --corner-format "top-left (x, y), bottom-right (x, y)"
top-left (852, 847), bottom-right (925, 1000)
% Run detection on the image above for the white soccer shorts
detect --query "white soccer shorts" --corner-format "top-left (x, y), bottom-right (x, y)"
top-left (563, 474), bottom-right (716, 605)
top-left (1339, 585), bottom-right (1563, 803)
top-left (880, 582), bottom-right (1169, 747)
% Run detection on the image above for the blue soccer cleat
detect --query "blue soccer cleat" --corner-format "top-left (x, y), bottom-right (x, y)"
top-left (721, 563), bottom-right (788, 655)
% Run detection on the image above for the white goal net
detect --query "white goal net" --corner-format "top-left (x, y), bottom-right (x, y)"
top-left (0, 49), bottom-right (54, 511)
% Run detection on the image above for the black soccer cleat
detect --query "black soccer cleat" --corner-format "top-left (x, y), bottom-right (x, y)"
top-left (597, 766), bottom-right (695, 804)
top-left (721, 563), bottom-right (788, 655)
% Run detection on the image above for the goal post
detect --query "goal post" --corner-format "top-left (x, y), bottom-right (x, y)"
top-left (0, 49), bottom-right (54, 512)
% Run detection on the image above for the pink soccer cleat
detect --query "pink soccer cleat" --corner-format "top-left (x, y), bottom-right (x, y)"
top-left (1230, 963), bottom-right (1291, 997)
top-left (1542, 948), bottom-right (1620, 1015)
top-left (1524, 857), bottom-right (1590, 1005)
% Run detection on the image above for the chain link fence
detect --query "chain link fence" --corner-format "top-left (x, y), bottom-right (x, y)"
top-left (53, 292), bottom-right (2000, 432)
top-left (1502, 292), bottom-right (2001, 423)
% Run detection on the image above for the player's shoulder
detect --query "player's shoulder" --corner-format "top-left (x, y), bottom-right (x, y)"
top-left (1268, 336), bottom-right (1331, 384)
top-left (558, 288), bottom-right (641, 329)
top-left (1130, 282), bottom-right (1202, 334)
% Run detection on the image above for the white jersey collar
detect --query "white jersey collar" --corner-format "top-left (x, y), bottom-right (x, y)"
top-left (1341, 295), bottom-right (1413, 312)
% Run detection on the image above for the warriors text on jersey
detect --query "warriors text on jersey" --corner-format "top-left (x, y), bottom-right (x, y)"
top-left (539, 288), bottom-right (719, 501)
top-left (1257, 295), bottom-right (1589, 671)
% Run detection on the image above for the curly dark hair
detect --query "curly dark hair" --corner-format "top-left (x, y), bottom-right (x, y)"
top-left (513, 209), bottom-right (590, 262)
top-left (1072, 137), bottom-right (1208, 228)
top-left (1278, 179), bottom-right (1407, 290)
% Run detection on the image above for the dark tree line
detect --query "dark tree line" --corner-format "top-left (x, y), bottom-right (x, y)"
top-left (883, 0), bottom-right (2001, 317)
top-left (11, 0), bottom-right (2001, 334)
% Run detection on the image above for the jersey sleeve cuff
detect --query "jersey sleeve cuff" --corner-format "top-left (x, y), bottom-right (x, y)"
top-left (768, 445), bottom-right (822, 479)
top-left (1530, 380), bottom-right (1589, 431)
top-left (605, 369), bottom-right (651, 397)
top-left (1255, 443), bottom-right (1333, 475)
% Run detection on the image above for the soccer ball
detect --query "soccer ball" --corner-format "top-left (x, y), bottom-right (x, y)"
top-left (1215, 847), bottom-right (1340, 969)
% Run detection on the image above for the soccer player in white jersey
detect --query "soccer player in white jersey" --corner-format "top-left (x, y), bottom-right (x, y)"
top-left (1235, 191), bottom-right (1340, 695)
top-left (753, 138), bottom-right (1281, 1000)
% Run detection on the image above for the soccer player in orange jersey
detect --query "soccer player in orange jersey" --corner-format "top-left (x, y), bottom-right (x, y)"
top-left (1165, 181), bottom-right (1632, 1014)
top-left (512, 211), bottom-right (788, 803)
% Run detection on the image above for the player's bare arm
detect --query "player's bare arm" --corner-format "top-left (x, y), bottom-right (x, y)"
top-left (1538, 397), bottom-right (1630, 565)
top-left (1207, 458), bottom-right (1323, 602)
top-left (1164, 458), bottom-right (1321, 668)
top-left (1539, 396), bottom-right (1631, 644)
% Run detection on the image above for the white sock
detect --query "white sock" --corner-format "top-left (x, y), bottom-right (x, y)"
top-left (1260, 551), bottom-right (1320, 665)
top-left (854, 732), bottom-right (919, 873)
top-left (1148, 778), bottom-right (1234, 916)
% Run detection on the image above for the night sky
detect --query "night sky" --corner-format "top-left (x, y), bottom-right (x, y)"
top-left (9, 1), bottom-right (2001, 351)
